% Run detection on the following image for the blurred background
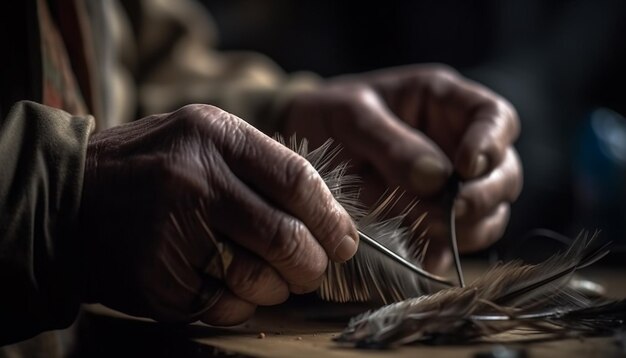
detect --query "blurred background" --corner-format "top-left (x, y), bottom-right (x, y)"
top-left (200, 0), bottom-right (626, 260)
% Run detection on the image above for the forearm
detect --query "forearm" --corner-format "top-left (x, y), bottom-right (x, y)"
top-left (0, 101), bottom-right (94, 345)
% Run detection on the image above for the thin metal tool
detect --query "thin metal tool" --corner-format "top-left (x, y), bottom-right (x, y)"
top-left (445, 173), bottom-right (465, 288)
top-left (358, 230), bottom-right (454, 287)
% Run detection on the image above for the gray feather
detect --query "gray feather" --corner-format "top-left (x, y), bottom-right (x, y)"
top-left (334, 231), bottom-right (621, 347)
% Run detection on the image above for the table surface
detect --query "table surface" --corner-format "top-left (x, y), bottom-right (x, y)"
top-left (78, 262), bottom-right (626, 358)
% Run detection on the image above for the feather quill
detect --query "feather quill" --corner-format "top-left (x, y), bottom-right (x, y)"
top-left (334, 231), bottom-right (625, 347)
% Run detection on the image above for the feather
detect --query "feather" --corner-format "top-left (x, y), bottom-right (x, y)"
top-left (274, 136), bottom-right (453, 303)
top-left (275, 136), bottom-right (624, 348)
top-left (334, 231), bottom-right (624, 347)
top-left (319, 189), bottom-right (452, 303)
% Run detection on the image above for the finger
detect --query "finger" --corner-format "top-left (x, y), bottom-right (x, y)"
top-left (222, 247), bottom-right (290, 306)
top-left (350, 66), bottom-right (521, 182)
top-left (454, 148), bottom-right (522, 220)
top-left (371, 67), bottom-right (520, 180)
top-left (429, 203), bottom-right (510, 253)
top-left (137, 233), bottom-right (223, 323)
top-left (150, 234), bottom-right (261, 324)
top-left (452, 90), bottom-right (520, 179)
top-left (356, 161), bottom-right (513, 254)
top-left (457, 203), bottom-right (510, 252)
top-left (210, 112), bottom-right (359, 263)
top-left (326, 86), bottom-right (452, 197)
top-left (168, 209), bottom-right (290, 307)
top-left (364, 65), bottom-right (520, 172)
top-left (202, 154), bottom-right (329, 294)
top-left (199, 290), bottom-right (257, 326)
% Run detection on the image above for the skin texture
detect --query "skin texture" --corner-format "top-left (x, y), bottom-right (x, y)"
top-left (282, 65), bottom-right (523, 273)
top-left (79, 104), bottom-right (358, 325)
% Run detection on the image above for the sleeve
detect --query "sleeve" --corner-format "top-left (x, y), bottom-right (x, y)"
top-left (121, 0), bottom-right (320, 134)
top-left (0, 101), bottom-right (94, 345)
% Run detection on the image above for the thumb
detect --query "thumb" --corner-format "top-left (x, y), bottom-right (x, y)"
top-left (328, 88), bottom-right (452, 197)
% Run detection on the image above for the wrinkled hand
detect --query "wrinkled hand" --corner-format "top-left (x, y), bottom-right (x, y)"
top-left (78, 104), bottom-right (358, 325)
top-left (282, 64), bottom-right (522, 273)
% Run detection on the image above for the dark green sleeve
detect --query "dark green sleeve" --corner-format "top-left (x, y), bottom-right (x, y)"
top-left (0, 101), bottom-right (94, 345)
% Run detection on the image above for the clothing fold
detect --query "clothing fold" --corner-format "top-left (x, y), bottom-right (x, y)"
top-left (0, 101), bottom-right (94, 345)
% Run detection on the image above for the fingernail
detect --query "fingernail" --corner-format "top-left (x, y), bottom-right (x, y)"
top-left (472, 154), bottom-right (489, 177)
top-left (454, 199), bottom-right (467, 218)
top-left (334, 235), bottom-right (358, 262)
top-left (411, 156), bottom-right (448, 194)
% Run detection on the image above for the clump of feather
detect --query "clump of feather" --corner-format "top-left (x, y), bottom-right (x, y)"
top-left (335, 231), bottom-right (625, 347)
top-left (276, 136), bottom-right (446, 304)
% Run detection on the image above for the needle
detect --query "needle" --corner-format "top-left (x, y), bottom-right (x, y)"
top-left (358, 230), bottom-right (454, 287)
top-left (444, 173), bottom-right (465, 288)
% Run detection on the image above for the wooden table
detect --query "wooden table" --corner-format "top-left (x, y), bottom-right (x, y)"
top-left (75, 262), bottom-right (626, 357)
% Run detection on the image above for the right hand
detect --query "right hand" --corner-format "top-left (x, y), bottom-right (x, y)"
top-left (78, 104), bottom-right (358, 325)
top-left (282, 65), bottom-right (522, 273)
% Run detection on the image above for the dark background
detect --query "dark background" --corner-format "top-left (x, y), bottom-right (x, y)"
top-left (201, 0), bottom-right (626, 260)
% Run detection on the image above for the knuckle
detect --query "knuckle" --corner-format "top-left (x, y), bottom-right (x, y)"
top-left (177, 103), bottom-right (222, 117)
top-left (283, 154), bottom-right (319, 205)
top-left (421, 66), bottom-right (460, 98)
top-left (484, 97), bottom-right (520, 140)
top-left (349, 85), bottom-right (376, 101)
top-left (171, 104), bottom-right (232, 131)
top-left (423, 63), bottom-right (459, 83)
top-left (494, 97), bottom-right (517, 122)
top-left (175, 103), bottom-right (207, 116)
top-left (173, 104), bottom-right (209, 125)
top-left (336, 85), bottom-right (376, 112)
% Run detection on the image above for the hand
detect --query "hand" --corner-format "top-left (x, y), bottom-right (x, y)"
top-left (78, 104), bottom-right (358, 325)
top-left (282, 64), bottom-right (522, 273)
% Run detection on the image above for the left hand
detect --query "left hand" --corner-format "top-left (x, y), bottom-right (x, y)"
top-left (78, 105), bottom-right (358, 325)
top-left (281, 64), bottom-right (522, 273)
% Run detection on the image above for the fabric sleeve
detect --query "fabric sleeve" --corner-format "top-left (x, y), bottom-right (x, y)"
top-left (121, 0), bottom-right (320, 134)
top-left (0, 101), bottom-right (94, 345)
